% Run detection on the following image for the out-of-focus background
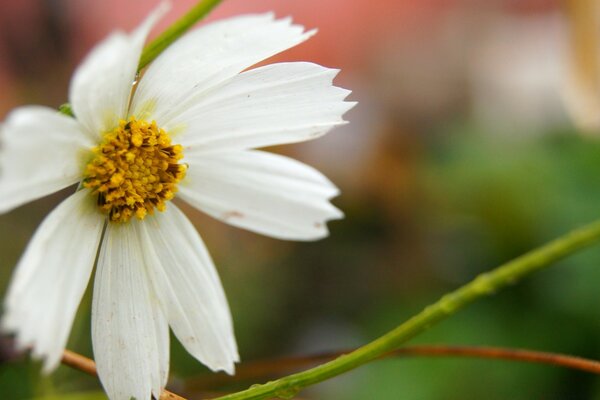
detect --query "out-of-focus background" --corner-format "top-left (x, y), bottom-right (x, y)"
top-left (3, 0), bottom-right (600, 399)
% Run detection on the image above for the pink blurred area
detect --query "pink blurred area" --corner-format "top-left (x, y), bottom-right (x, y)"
top-left (0, 0), bottom-right (462, 196)
top-left (0, 0), bottom-right (572, 216)
top-left (0, 0), bottom-right (565, 122)
top-left (0, 0), bottom-right (465, 111)
top-left (67, 0), bottom-right (445, 71)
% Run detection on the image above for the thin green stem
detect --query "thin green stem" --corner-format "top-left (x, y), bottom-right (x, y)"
top-left (58, 103), bottom-right (74, 117)
top-left (211, 219), bottom-right (600, 400)
top-left (137, 0), bottom-right (224, 71)
top-left (59, 0), bottom-right (224, 117)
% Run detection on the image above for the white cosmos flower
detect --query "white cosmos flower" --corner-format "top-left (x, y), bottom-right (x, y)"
top-left (0, 4), bottom-right (354, 400)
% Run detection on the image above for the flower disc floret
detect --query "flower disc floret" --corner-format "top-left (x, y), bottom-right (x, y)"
top-left (83, 117), bottom-right (186, 223)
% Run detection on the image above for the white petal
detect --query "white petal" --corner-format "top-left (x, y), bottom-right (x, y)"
top-left (138, 205), bottom-right (239, 374)
top-left (173, 62), bottom-right (355, 153)
top-left (153, 303), bottom-right (170, 396)
top-left (131, 13), bottom-right (314, 125)
top-left (1, 189), bottom-right (104, 373)
top-left (92, 221), bottom-right (169, 400)
top-left (69, 3), bottom-right (169, 138)
top-left (0, 106), bottom-right (94, 213)
top-left (179, 150), bottom-right (343, 240)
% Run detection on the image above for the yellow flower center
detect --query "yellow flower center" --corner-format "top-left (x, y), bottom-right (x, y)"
top-left (83, 117), bottom-right (186, 223)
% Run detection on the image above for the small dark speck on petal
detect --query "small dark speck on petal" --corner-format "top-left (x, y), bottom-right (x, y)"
top-left (223, 211), bottom-right (244, 220)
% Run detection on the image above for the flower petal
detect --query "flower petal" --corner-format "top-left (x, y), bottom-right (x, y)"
top-left (1, 189), bottom-right (104, 373)
top-left (173, 62), bottom-right (355, 153)
top-left (131, 13), bottom-right (314, 125)
top-left (0, 106), bottom-right (95, 213)
top-left (92, 221), bottom-right (169, 400)
top-left (69, 3), bottom-right (169, 138)
top-left (179, 150), bottom-right (343, 240)
top-left (154, 307), bottom-right (170, 391)
top-left (138, 205), bottom-right (239, 374)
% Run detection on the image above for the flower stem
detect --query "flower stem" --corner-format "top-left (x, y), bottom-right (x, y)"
top-left (58, 103), bottom-right (74, 117)
top-left (211, 219), bottom-right (600, 400)
top-left (58, 0), bottom-right (224, 118)
top-left (137, 0), bottom-right (224, 71)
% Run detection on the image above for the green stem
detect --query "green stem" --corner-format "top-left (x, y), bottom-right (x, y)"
top-left (58, 103), bottom-right (74, 117)
top-left (211, 219), bottom-right (600, 400)
top-left (137, 0), bottom-right (224, 71)
top-left (59, 0), bottom-right (223, 117)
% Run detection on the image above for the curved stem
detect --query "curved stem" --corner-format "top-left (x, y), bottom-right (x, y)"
top-left (138, 0), bottom-right (224, 71)
top-left (59, 0), bottom-right (224, 117)
top-left (398, 346), bottom-right (600, 373)
top-left (189, 345), bottom-right (600, 390)
top-left (210, 220), bottom-right (600, 400)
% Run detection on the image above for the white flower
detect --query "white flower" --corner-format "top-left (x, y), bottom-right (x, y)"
top-left (0, 4), bottom-right (354, 400)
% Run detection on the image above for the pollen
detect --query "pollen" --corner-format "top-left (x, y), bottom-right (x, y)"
top-left (83, 117), bottom-right (186, 223)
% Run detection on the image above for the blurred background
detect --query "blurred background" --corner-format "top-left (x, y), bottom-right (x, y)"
top-left (3, 0), bottom-right (600, 398)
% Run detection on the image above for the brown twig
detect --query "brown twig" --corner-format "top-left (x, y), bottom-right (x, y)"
top-left (186, 345), bottom-right (600, 391)
top-left (62, 345), bottom-right (600, 397)
top-left (396, 345), bottom-right (600, 372)
top-left (61, 350), bottom-right (186, 400)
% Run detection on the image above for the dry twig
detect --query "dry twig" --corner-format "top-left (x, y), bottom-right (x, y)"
top-left (61, 345), bottom-right (600, 397)
top-left (186, 345), bottom-right (600, 391)
top-left (61, 350), bottom-right (186, 400)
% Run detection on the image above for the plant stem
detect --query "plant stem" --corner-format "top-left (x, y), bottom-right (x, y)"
top-left (58, 103), bottom-right (74, 117)
top-left (138, 0), bottom-right (224, 71)
top-left (59, 0), bottom-right (224, 117)
top-left (189, 345), bottom-right (600, 390)
top-left (211, 219), bottom-right (600, 400)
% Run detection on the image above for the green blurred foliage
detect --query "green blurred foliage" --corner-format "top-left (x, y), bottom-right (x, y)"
top-left (6, 122), bottom-right (600, 399)
top-left (321, 126), bottom-right (600, 400)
